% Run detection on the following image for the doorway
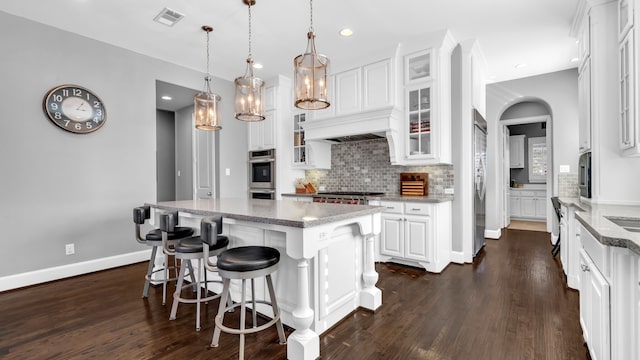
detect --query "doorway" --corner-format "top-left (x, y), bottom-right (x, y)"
top-left (498, 101), bottom-right (553, 234)
top-left (155, 80), bottom-right (204, 201)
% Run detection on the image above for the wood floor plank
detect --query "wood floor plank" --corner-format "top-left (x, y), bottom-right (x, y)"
top-left (0, 229), bottom-right (587, 359)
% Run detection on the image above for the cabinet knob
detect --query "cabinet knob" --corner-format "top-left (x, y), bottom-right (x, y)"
top-left (581, 264), bottom-right (590, 272)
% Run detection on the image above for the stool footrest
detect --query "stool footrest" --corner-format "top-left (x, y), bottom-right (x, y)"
top-left (214, 302), bottom-right (282, 336)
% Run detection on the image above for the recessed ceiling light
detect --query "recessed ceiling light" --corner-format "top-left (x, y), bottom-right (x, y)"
top-left (253, 63), bottom-right (263, 69)
top-left (339, 28), bottom-right (353, 37)
top-left (161, 95), bottom-right (172, 100)
top-left (515, 63), bottom-right (527, 69)
top-left (570, 57), bottom-right (580, 62)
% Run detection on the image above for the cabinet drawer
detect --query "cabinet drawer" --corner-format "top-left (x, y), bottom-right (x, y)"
top-left (380, 201), bottom-right (403, 214)
top-left (580, 223), bottom-right (609, 276)
top-left (404, 202), bottom-right (432, 216)
top-left (519, 190), bottom-right (536, 197)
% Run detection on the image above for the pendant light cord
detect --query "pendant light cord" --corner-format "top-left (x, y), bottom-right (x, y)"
top-left (248, 2), bottom-right (253, 60)
top-left (309, 0), bottom-right (314, 32)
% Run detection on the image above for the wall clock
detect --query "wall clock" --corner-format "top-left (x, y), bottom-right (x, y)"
top-left (43, 85), bottom-right (107, 134)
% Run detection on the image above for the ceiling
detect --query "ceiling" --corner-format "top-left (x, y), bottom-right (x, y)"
top-left (1, 0), bottom-right (581, 109)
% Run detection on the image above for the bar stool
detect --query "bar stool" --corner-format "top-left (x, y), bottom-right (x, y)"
top-left (160, 213), bottom-right (229, 331)
top-left (133, 206), bottom-right (195, 305)
top-left (209, 246), bottom-right (286, 360)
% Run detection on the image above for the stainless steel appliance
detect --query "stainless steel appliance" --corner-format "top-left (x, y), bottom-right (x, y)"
top-left (578, 152), bottom-right (591, 198)
top-left (249, 189), bottom-right (276, 200)
top-left (249, 149), bottom-right (275, 189)
top-left (473, 109), bottom-right (487, 257)
top-left (312, 191), bottom-right (385, 205)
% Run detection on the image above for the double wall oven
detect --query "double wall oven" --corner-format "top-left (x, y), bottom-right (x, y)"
top-left (249, 149), bottom-right (275, 199)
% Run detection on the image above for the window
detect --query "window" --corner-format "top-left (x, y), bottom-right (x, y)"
top-left (528, 137), bottom-right (547, 183)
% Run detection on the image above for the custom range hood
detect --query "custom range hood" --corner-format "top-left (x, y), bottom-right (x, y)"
top-left (302, 105), bottom-right (404, 161)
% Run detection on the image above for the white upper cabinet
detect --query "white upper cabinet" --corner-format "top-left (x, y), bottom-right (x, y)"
top-left (619, 0), bottom-right (634, 40)
top-left (248, 109), bottom-right (276, 151)
top-left (335, 68), bottom-right (361, 115)
top-left (363, 59), bottom-right (394, 110)
top-left (617, 1), bottom-right (640, 156)
top-left (579, 59), bottom-right (592, 153)
top-left (400, 31), bottom-right (456, 165)
top-left (509, 135), bottom-right (525, 168)
top-left (311, 58), bottom-right (395, 121)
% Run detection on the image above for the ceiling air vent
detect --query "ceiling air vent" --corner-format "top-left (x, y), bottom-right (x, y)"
top-left (153, 8), bottom-right (185, 27)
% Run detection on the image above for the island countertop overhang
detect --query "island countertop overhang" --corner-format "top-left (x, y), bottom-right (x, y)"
top-left (146, 198), bottom-right (384, 228)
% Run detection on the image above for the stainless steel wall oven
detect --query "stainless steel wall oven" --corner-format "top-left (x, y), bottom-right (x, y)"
top-left (249, 149), bottom-right (275, 191)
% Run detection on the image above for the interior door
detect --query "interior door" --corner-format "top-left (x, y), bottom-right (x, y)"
top-left (194, 115), bottom-right (216, 199)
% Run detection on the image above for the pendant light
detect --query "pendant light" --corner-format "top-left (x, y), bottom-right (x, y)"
top-left (195, 25), bottom-right (222, 130)
top-left (234, 0), bottom-right (265, 122)
top-left (293, 0), bottom-right (330, 110)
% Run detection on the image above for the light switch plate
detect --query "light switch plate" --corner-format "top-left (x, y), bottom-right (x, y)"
top-left (225, 168), bottom-right (231, 176)
top-left (444, 188), bottom-right (454, 195)
top-left (559, 165), bottom-right (570, 173)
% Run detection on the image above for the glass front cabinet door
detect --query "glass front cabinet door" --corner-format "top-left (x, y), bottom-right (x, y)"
top-left (293, 112), bottom-right (307, 165)
top-left (406, 84), bottom-right (433, 158)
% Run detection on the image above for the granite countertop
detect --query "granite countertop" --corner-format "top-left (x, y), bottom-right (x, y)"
top-left (147, 198), bottom-right (383, 228)
top-left (558, 198), bottom-right (640, 255)
top-left (281, 193), bottom-right (453, 203)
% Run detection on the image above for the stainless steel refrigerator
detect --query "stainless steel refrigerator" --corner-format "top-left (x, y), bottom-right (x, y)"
top-left (473, 109), bottom-right (487, 256)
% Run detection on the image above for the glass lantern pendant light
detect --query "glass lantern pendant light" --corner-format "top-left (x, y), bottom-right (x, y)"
top-left (194, 25), bottom-right (222, 130)
top-left (294, 0), bottom-right (330, 110)
top-left (234, 0), bottom-right (265, 122)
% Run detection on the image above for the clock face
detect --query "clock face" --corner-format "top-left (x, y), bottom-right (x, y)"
top-left (43, 85), bottom-right (107, 134)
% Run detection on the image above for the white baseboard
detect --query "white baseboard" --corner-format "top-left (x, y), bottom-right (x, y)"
top-left (0, 250), bottom-right (151, 292)
top-left (484, 228), bottom-right (502, 239)
top-left (450, 251), bottom-right (466, 264)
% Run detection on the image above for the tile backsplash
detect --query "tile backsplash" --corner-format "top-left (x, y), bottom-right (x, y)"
top-left (305, 138), bottom-right (454, 195)
top-left (558, 173), bottom-right (579, 197)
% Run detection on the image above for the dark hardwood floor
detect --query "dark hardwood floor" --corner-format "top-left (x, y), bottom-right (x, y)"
top-left (0, 229), bottom-right (587, 359)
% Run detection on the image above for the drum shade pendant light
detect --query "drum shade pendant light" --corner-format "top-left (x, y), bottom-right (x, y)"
top-left (293, 0), bottom-right (330, 110)
top-left (234, 0), bottom-right (265, 121)
top-left (194, 25), bottom-right (222, 130)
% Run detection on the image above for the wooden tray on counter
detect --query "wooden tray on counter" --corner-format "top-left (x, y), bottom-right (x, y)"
top-left (400, 172), bottom-right (428, 196)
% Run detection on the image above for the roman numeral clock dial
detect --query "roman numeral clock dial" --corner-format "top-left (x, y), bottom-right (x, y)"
top-left (43, 85), bottom-right (106, 134)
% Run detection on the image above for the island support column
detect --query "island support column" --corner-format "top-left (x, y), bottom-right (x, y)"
top-left (287, 258), bottom-right (319, 360)
top-left (361, 233), bottom-right (382, 310)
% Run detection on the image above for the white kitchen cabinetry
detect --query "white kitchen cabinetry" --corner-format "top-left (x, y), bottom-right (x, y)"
top-left (578, 59), bottom-right (592, 153)
top-left (509, 135), bottom-right (525, 168)
top-left (248, 109), bottom-right (276, 151)
top-left (375, 200), bottom-right (451, 273)
top-left (617, 0), bottom-right (640, 157)
top-left (619, 30), bottom-right (636, 153)
top-left (311, 58), bottom-right (394, 121)
top-left (334, 68), bottom-right (361, 116)
top-left (402, 32), bottom-right (455, 165)
top-left (509, 189), bottom-right (546, 220)
top-left (293, 111), bottom-right (330, 169)
top-left (559, 205), bottom-right (580, 290)
top-left (579, 247), bottom-right (610, 360)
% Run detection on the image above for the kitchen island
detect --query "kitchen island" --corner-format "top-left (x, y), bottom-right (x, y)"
top-left (147, 198), bottom-right (384, 360)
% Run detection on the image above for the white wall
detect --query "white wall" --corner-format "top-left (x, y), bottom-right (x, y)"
top-left (486, 69), bottom-right (579, 234)
top-left (0, 11), bottom-right (245, 282)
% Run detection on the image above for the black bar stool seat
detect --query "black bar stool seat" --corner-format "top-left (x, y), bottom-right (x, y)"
top-left (210, 246), bottom-right (286, 360)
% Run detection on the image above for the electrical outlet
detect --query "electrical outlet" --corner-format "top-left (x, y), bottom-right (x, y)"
top-left (444, 188), bottom-right (454, 195)
top-left (65, 243), bottom-right (75, 255)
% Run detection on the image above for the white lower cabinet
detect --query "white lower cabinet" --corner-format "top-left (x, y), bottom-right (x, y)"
top-left (560, 205), bottom-right (580, 290)
top-left (509, 189), bottom-right (546, 220)
top-left (579, 247), bottom-right (610, 360)
top-left (376, 200), bottom-right (451, 273)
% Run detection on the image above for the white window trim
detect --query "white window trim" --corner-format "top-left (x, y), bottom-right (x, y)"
top-left (528, 136), bottom-right (547, 183)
